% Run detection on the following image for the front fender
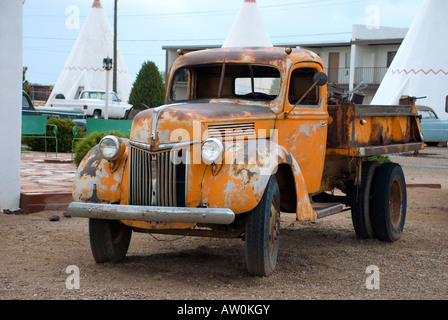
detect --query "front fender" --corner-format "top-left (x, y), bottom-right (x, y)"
top-left (72, 140), bottom-right (129, 204)
top-left (198, 140), bottom-right (315, 220)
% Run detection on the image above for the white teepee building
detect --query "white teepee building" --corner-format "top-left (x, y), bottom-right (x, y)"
top-left (47, 0), bottom-right (133, 105)
top-left (371, 0), bottom-right (448, 119)
top-left (222, 0), bottom-right (272, 48)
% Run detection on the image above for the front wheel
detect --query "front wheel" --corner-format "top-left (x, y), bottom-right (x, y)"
top-left (245, 176), bottom-right (281, 277)
top-left (89, 219), bottom-right (132, 263)
top-left (371, 163), bottom-right (407, 242)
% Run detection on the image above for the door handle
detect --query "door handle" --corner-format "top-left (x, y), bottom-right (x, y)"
top-left (321, 121), bottom-right (327, 127)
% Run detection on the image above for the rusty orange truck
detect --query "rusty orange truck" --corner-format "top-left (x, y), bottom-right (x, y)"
top-left (68, 47), bottom-right (424, 277)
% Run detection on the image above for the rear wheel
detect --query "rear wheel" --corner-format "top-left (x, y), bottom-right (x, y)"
top-left (371, 163), bottom-right (407, 242)
top-left (245, 176), bottom-right (280, 277)
top-left (92, 110), bottom-right (101, 119)
top-left (351, 161), bottom-right (380, 239)
top-left (89, 219), bottom-right (132, 263)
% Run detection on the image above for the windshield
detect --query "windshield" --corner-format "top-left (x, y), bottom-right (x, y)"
top-left (418, 109), bottom-right (438, 120)
top-left (171, 64), bottom-right (281, 103)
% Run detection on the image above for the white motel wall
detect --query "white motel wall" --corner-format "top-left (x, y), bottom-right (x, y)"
top-left (0, 1), bottom-right (23, 211)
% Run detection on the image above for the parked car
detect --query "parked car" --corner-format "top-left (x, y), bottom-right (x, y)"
top-left (417, 106), bottom-right (448, 146)
top-left (48, 90), bottom-right (132, 119)
top-left (22, 90), bottom-right (86, 128)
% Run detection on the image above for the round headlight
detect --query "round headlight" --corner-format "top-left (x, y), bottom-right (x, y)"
top-left (99, 135), bottom-right (124, 161)
top-left (201, 138), bottom-right (224, 164)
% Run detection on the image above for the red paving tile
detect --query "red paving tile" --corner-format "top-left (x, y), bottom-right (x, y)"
top-left (21, 151), bottom-right (75, 193)
top-left (20, 151), bottom-right (76, 213)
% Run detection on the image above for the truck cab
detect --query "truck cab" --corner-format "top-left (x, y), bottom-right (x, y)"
top-left (68, 47), bottom-right (424, 276)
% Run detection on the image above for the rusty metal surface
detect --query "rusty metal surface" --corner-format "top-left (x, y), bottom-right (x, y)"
top-left (72, 142), bottom-right (129, 205)
top-left (326, 103), bottom-right (424, 155)
top-left (130, 102), bottom-right (276, 147)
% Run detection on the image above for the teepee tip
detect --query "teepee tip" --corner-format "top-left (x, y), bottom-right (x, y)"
top-left (92, 0), bottom-right (102, 9)
top-left (223, 0), bottom-right (272, 48)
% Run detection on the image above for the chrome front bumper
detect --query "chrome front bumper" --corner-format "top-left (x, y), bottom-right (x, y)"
top-left (67, 202), bottom-right (236, 225)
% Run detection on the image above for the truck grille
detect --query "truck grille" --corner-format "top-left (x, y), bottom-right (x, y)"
top-left (207, 123), bottom-right (255, 139)
top-left (129, 146), bottom-right (185, 207)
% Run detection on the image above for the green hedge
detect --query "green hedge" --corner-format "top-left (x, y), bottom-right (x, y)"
top-left (73, 131), bottom-right (129, 167)
top-left (22, 117), bottom-right (86, 153)
top-left (128, 60), bottom-right (165, 109)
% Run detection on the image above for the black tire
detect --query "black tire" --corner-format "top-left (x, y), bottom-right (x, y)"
top-left (245, 176), bottom-right (281, 277)
top-left (425, 142), bottom-right (439, 147)
top-left (89, 219), bottom-right (132, 263)
top-left (92, 110), bottom-right (101, 119)
top-left (351, 161), bottom-right (380, 239)
top-left (371, 162), bottom-right (407, 242)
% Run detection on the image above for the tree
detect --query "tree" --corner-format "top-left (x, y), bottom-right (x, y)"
top-left (128, 61), bottom-right (165, 109)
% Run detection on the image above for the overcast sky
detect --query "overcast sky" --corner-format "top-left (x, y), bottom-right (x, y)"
top-left (23, 0), bottom-right (425, 86)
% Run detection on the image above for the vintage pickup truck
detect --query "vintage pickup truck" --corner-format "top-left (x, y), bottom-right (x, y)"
top-left (68, 47), bottom-right (424, 277)
top-left (48, 90), bottom-right (132, 119)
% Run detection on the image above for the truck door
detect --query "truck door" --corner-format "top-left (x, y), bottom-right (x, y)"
top-left (278, 65), bottom-right (328, 194)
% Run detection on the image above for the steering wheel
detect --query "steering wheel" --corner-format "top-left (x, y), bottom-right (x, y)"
top-left (244, 92), bottom-right (272, 100)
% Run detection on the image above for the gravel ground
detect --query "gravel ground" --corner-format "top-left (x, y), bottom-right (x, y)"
top-left (0, 147), bottom-right (447, 301)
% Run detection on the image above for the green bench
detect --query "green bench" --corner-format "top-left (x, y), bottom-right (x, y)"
top-left (22, 115), bottom-right (58, 158)
top-left (86, 118), bottom-right (132, 136)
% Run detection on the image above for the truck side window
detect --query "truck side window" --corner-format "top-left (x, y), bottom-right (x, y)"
top-left (172, 69), bottom-right (190, 101)
top-left (289, 68), bottom-right (319, 106)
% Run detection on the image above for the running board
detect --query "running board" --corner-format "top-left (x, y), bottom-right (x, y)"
top-left (313, 202), bottom-right (344, 219)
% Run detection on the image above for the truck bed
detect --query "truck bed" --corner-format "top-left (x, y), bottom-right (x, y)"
top-left (326, 103), bottom-right (424, 157)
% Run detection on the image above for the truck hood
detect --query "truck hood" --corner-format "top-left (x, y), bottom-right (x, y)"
top-left (130, 101), bottom-right (276, 148)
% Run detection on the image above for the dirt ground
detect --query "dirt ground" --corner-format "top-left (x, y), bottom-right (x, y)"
top-left (1, 147), bottom-right (447, 301)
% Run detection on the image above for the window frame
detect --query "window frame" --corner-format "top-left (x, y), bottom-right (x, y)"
top-left (286, 65), bottom-right (324, 110)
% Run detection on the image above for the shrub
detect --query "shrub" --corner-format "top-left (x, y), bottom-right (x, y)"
top-left (73, 131), bottom-right (129, 167)
top-left (128, 61), bottom-right (165, 110)
top-left (22, 117), bottom-right (86, 153)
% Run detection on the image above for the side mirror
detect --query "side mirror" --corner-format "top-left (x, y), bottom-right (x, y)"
top-left (313, 72), bottom-right (328, 87)
top-left (446, 95), bottom-right (448, 113)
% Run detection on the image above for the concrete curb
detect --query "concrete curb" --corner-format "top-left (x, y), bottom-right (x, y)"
top-left (20, 192), bottom-right (73, 214)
